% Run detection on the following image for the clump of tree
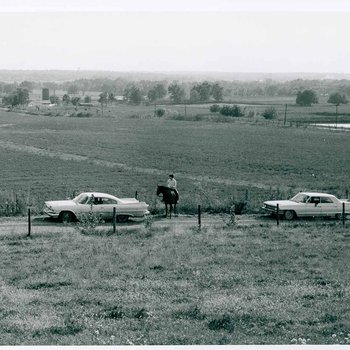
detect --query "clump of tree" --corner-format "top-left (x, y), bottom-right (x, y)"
top-left (19, 81), bottom-right (34, 92)
top-left (2, 88), bottom-right (29, 107)
top-left (262, 107), bottom-right (278, 120)
top-left (62, 94), bottom-right (71, 104)
top-left (296, 89), bottom-right (318, 106)
top-left (83, 95), bottom-right (92, 103)
top-left (124, 85), bottom-right (143, 105)
top-left (327, 92), bottom-right (348, 107)
top-left (168, 83), bottom-right (186, 103)
top-left (148, 84), bottom-right (167, 102)
top-left (70, 97), bottom-right (81, 106)
top-left (219, 105), bottom-right (244, 117)
top-left (328, 92), bottom-right (348, 115)
top-left (98, 92), bottom-right (108, 107)
top-left (190, 81), bottom-right (224, 102)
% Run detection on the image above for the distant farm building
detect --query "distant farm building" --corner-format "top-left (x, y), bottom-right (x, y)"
top-left (42, 88), bottom-right (50, 101)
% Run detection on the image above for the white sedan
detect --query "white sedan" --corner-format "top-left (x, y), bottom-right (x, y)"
top-left (43, 192), bottom-right (150, 223)
top-left (263, 192), bottom-right (350, 220)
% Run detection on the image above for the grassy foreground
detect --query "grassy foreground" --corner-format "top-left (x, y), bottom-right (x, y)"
top-left (0, 220), bottom-right (349, 345)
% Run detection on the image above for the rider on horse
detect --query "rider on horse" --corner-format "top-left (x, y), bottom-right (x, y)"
top-left (167, 174), bottom-right (179, 201)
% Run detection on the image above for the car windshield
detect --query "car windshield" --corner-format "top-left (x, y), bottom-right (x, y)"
top-left (290, 193), bottom-right (309, 203)
top-left (73, 193), bottom-right (90, 204)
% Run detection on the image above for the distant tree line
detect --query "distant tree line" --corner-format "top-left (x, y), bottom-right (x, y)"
top-left (1, 77), bottom-right (350, 108)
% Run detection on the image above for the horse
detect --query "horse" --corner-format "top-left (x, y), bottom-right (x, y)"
top-left (156, 185), bottom-right (179, 218)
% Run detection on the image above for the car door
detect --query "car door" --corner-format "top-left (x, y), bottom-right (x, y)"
top-left (77, 195), bottom-right (94, 215)
top-left (88, 196), bottom-right (108, 219)
top-left (305, 196), bottom-right (322, 216)
top-left (319, 196), bottom-right (339, 217)
top-left (95, 197), bottom-right (119, 220)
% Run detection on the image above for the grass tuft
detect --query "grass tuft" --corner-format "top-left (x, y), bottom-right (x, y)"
top-left (208, 313), bottom-right (235, 333)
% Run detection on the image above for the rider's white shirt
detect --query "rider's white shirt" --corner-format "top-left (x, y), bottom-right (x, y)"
top-left (167, 178), bottom-right (177, 189)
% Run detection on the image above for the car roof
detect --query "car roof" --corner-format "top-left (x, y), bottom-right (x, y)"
top-left (299, 192), bottom-right (335, 197)
top-left (81, 192), bottom-right (119, 200)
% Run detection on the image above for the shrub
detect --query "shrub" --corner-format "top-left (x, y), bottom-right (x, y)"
top-left (156, 108), bottom-right (165, 117)
top-left (219, 105), bottom-right (244, 117)
top-left (247, 110), bottom-right (256, 118)
top-left (262, 107), bottom-right (278, 120)
top-left (210, 104), bottom-right (221, 113)
top-left (76, 211), bottom-right (104, 235)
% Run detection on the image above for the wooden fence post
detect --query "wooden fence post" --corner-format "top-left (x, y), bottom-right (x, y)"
top-left (198, 205), bottom-right (201, 230)
top-left (276, 204), bottom-right (280, 226)
top-left (27, 208), bottom-right (31, 237)
top-left (135, 191), bottom-right (138, 199)
top-left (284, 104), bottom-right (288, 125)
top-left (113, 207), bottom-right (116, 233)
top-left (342, 202), bottom-right (345, 225)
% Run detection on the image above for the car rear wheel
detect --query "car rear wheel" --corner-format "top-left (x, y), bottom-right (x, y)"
top-left (117, 215), bottom-right (130, 223)
top-left (284, 210), bottom-right (295, 221)
top-left (336, 213), bottom-right (348, 220)
top-left (60, 211), bottom-right (74, 223)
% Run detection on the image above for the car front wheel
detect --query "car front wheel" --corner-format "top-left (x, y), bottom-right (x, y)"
top-left (60, 211), bottom-right (74, 223)
top-left (284, 210), bottom-right (295, 221)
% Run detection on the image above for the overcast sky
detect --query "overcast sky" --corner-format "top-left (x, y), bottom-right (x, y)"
top-left (0, 0), bottom-right (350, 73)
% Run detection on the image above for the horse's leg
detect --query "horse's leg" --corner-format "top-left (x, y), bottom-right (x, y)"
top-left (174, 203), bottom-right (178, 217)
top-left (165, 204), bottom-right (168, 218)
top-left (169, 204), bottom-right (172, 219)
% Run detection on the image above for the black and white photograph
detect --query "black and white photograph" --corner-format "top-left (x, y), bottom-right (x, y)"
top-left (0, 0), bottom-right (349, 347)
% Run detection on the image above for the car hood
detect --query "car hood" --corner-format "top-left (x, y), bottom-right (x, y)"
top-left (264, 200), bottom-right (299, 206)
top-left (45, 200), bottom-right (77, 207)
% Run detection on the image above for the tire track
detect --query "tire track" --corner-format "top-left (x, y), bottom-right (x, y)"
top-left (0, 140), bottom-right (286, 191)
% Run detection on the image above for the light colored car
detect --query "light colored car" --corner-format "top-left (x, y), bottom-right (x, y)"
top-left (43, 192), bottom-right (150, 223)
top-left (263, 192), bottom-right (350, 220)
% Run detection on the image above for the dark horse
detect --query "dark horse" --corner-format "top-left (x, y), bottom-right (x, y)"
top-left (156, 185), bottom-right (179, 218)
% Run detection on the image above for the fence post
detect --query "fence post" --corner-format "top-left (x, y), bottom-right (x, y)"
top-left (346, 189), bottom-right (349, 199)
top-left (27, 208), bottom-right (31, 237)
top-left (198, 205), bottom-right (201, 230)
top-left (135, 191), bottom-right (138, 199)
top-left (284, 104), bottom-right (288, 125)
top-left (276, 204), bottom-right (280, 226)
top-left (113, 207), bottom-right (116, 233)
top-left (342, 202), bottom-right (345, 225)
top-left (245, 189), bottom-right (249, 201)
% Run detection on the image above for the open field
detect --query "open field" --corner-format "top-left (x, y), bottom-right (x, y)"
top-left (0, 219), bottom-right (349, 345)
top-left (0, 102), bottom-right (349, 345)
top-left (0, 104), bottom-right (349, 216)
